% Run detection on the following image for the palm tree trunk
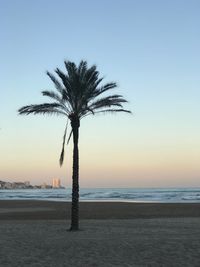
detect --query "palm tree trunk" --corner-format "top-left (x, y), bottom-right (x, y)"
top-left (70, 117), bottom-right (80, 231)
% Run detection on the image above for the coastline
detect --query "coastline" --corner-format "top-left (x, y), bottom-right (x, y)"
top-left (1, 187), bottom-right (200, 203)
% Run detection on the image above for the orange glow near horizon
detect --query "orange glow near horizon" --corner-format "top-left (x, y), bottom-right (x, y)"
top-left (1, 139), bottom-right (199, 188)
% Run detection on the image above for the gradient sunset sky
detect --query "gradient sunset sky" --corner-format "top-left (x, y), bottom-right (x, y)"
top-left (1, 0), bottom-right (200, 187)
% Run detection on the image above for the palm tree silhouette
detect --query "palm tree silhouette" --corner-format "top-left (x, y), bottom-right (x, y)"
top-left (18, 60), bottom-right (131, 230)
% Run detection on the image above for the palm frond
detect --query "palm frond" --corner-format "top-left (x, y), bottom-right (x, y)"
top-left (46, 72), bottom-right (64, 95)
top-left (59, 122), bottom-right (73, 165)
top-left (67, 129), bottom-right (73, 144)
top-left (95, 109), bottom-right (132, 114)
top-left (55, 68), bottom-right (71, 94)
top-left (76, 76), bottom-right (104, 107)
top-left (77, 60), bottom-right (87, 77)
top-left (18, 103), bottom-right (67, 116)
top-left (55, 68), bottom-right (75, 109)
top-left (94, 82), bottom-right (117, 97)
top-left (42, 90), bottom-right (63, 102)
top-left (59, 121), bottom-right (68, 166)
top-left (84, 65), bottom-right (98, 86)
top-left (64, 61), bottom-right (77, 77)
top-left (42, 91), bottom-right (71, 114)
top-left (89, 95), bottom-right (128, 111)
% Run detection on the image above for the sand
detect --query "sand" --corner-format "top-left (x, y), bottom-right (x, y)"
top-left (1, 200), bottom-right (200, 220)
top-left (0, 201), bottom-right (200, 266)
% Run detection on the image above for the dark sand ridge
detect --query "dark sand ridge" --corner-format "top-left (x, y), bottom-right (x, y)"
top-left (0, 200), bottom-right (200, 220)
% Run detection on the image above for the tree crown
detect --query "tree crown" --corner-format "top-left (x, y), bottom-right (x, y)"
top-left (18, 60), bottom-right (131, 165)
top-left (18, 60), bottom-right (131, 119)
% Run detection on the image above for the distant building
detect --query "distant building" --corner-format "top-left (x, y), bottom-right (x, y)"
top-left (0, 181), bottom-right (4, 188)
top-left (41, 182), bottom-right (52, 189)
top-left (41, 183), bottom-right (47, 189)
top-left (52, 178), bottom-right (61, 188)
top-left (0, 179), bottom-right (54, 190)
top-left (12, 182), bottom-right (26, 189)
top-left (4, 182), bottom-right (13, 189)
top-left (24, 181), bottom-right (30, 187)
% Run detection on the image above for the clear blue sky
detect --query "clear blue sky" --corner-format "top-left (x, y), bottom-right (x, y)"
top-left (0, 0), bottom-right (200, 187)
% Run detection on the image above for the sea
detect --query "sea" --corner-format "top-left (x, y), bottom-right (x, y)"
top-left (0, 188), bottom-right (200, 202)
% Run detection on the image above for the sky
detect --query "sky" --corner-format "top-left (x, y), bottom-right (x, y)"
top-left (0, 0), bottom-right (200, 187)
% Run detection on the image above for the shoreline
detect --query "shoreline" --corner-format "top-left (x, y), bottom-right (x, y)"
top-left (2, 199), bottom-right (200, 204)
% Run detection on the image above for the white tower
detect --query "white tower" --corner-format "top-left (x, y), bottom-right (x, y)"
top-left (52, 178), bottom-right (61, 188)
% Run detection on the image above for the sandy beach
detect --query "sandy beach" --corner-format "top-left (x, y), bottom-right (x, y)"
top-left (0, 201), bottom-right (200, 266)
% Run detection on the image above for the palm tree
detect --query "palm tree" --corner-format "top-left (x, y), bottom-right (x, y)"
top-left (18, 60), bottom-right (131, 231)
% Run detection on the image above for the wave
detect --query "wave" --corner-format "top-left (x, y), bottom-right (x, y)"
top-left (1, 188), bottom-right (200, 202)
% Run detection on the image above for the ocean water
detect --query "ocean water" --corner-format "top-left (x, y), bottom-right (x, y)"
top-left (0, 188), bottom-right (200, 202)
